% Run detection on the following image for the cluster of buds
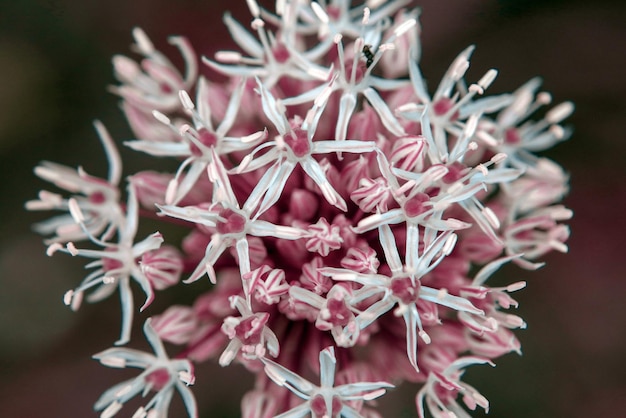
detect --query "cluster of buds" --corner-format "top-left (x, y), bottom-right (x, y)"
top-left (27, 0), bottom-right (573, 417)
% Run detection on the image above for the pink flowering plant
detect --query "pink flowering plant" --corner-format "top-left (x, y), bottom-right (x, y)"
top-left (27, 0), bottom-right (573, 417)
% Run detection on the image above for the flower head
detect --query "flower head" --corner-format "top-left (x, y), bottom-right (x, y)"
top-left (93, 318), bottom-right (197, 418)
top-left (28, 1), bottom-right (573, 417)
top-left (261, 346), bottom-right (393, 418)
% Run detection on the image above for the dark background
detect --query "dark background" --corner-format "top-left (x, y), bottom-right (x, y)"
top-left (1, 0), bottom-right (624, 416)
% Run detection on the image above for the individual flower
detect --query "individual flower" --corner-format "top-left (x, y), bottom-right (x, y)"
top-left (281, 13), bottom-right (417, 141)
top-left (51, 184), bottom-right (167, 345)
top-left (26, 121), bottom-right (123, 244)
top-left (204, 1), bottom-right (326, 88)
top-left (235, 79), bottom-right (379, 213)
top-left (110, 27), bottom-right (197, 112)
top-left (261, 345), bottom-right (393, 418)
top-left (402, 45), bottom-right (511, 157)
top-left (219, 295), bottom-right (280, 366)
top-left (320, 224), bottom-right (483, 371)
top-left (125, 77), bottom-right (266, 205)
top-left (476, 77), bottom-right (574, 168)
top-left (93, 318), bottom-right (197, 418)
top-left (157, 152), bottom-right (306, 285)
top-left (416, 357), bottom-right (494, 418)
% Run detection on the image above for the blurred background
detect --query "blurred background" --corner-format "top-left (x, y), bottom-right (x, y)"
top-left (1, 0), bottom-right (624, 416)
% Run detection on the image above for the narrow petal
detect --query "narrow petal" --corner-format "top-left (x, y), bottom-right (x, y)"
top-left (354, 209), bottom-right (404, 233)
top-left (363, 87), bottom-right (406, 137)
top-left (176, 381), bottom-right (199, 418)
top-left (319, 346), bottom-right (336, 388)
top-left (94, 120), bottom-right (122, 186)
top-left (312, 140), bottom-right (377, 155)
top-left (249, 220), bottom-right (305, 240)
top-left (335, 92), bottom-right (357, 141)
top-left (301, 158), bottom-right (347, 211)
top-left (261, 357), bottom-right (315, 397)
top-left (403, 304), bottom-right (421, 371)
top-left (256, 78), bottom-right (290, 135)
top-left (223, 12), bottom-right (263, 57)
top-left (420, 286), bottom-right (484, 315)
top-left (115, 277), bottom-right (134, 345)
top-left (378, 224), bottom-right (402, 274)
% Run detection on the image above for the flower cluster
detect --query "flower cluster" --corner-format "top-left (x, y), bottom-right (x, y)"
top-left (28, 0), bottom-right (573, 417)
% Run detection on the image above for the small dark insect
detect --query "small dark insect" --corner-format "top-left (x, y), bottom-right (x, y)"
top-left (362, 44), bottom-right (375, 68)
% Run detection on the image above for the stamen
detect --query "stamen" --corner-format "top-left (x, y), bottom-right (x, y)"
top-left (537, 92), bottom-right (552, 105)
top-left (362, 7), bottom-right (370, 25)
top-left (473, 392), bottom-right (490, 409)
top-left (103, 276), bottom-right (116, 284)
top-left (251, 18), bottom-right (264, 30)
top-left (215, 50), bottom-right (243, 63)
top-left (549, 124), bottom-right (565, 139)
top-left (152, 110), bottom-right (171, 125)
top-left (66, 242), bottom-right (78, 256)
top-left (491, 153), bottom-right (507, 164)
top-left (178, 370), bottom-right (195, 385)
top-left (47, 243), bottom-right (63, 256)
top-left (507, 281), bottom-right (527, 292)
top-left (63, 290), bottom-right (74, 305)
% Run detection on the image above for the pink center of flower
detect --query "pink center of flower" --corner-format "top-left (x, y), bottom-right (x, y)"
top-left (391, 276), bottom-right (421, 304)
top-left (102, 256), bottom-right (123, 272)
top-left (285, 129), bottom-right (311, 158)
top-left (432, 98), bottom-right (459, 121)
top-left (190, 128), bottom-right (218, 156)
top-left (160, 83), bottom-right (173, 94)
top-left (145, 367), bottom-right (171, 391)
top-left (216, 208), bottom-right (247, 235)
top-left (272, 43), bottom-right (290, 63)
top-left (235, 313), bottom-right (268, 345)
top-left (404, 193), bottom-right (430, 218)
top-left (325, 298), bottom-right (351, 327)
top-left (442, 161), bottom-right (466, 184)
top-left (89, 191), bottom-right (106, 204)
top-left (311, 394), bottom-right (342, 418)
top-left (504, 127), bottom-right (521, 144)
